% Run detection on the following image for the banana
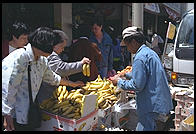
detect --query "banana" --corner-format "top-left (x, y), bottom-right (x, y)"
top-left (82, 82), bottom-right (90, 90)
top-left (89, 91), bottom-right (97, 95)
top-left (53, 90), bottom-right (57, 99)
top-left (86, 64), bottom-right (90, 77)
top-left (52, 108), bottom-right (59, 114)
top-left (74, 115), bottom-right (81, 120)
top-left (82, 64), bottom-right (87, 76)
top-left (66, 113), bottom-right (76, 118)
top-left (67, 92), bottom-right (75, 100)
top-left (101, 100), bottom-right (109, 109)
top-left (45, 100), bottom-right (55, 109)
top-left (40, 98), bottom-right (53, 108)
top-left (62, 106), bottom-right (74, 116)
top-left (63, 90), bottom-right (69, 100)
top-left (57, 86), bottom-right (63, 96)
top-left (79, 122), bottom-right (86, 131)
top-left (89, 82), bottom-right (104, 89)
top-left (98, 96), bottom-right (105, 104)
top-left (72, 94), bottom-right (83, 100)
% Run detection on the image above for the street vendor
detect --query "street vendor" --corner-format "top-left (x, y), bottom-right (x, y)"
top-left (109, 26), bottom-right (173, 131)
top-left (37, 29), bottom-right (91, 103)
top-left (2, 27), bottom-right (84, 131)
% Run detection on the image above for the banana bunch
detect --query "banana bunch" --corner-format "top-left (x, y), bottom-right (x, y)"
top-left (82, 64), bottom-right (90, 77)
top-left (81, 75), bottom-right (119, 109)
top-left (40, 86), bottom-right (84, 120)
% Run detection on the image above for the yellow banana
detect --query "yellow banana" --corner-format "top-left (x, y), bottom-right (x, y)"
top-left (82, 64), bottom-right (87, 76)
top-left (98, 96), bottom-right (105, 104)
top-left (63, 90), bottom-right (69, 100)
top-left (101, 100), bottom-right (109, 109)
top-left (67, 92), bottom-right (75, 100)
top-left (89, 82), bottom-right (104, 89)
top-left (72, 94), bottom-right (83, 100)
top-left (86, 64), bottom-right (90, 77)
top-left (79, 122), bottom-right (86, 131)
top-left (57, 86), bottom-right (63, 96)
top-left (82, 82), bottom-right (90, 90)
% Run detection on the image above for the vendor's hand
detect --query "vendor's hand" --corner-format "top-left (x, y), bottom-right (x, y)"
top-left (3, 115), bottom-right (15, 131)
top-left (108, 75), bottom-right (120, 86)
top-left (81, 57), bottom-right (91, 65)
top-left (70, 81), bottom-right (85, 88)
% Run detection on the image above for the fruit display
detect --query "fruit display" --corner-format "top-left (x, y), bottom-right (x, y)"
top-left (117, 66), bottom-right (132, 76)
top-left (82, 63), bottom-right (90, 77)
top-left (40, 75), bottom-right (120, 119)
top-left (81, 75), bottom-right (120, 109)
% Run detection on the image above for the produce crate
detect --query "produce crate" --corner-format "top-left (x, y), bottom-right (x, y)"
top-left (36, 109), bottom-right (98, 131)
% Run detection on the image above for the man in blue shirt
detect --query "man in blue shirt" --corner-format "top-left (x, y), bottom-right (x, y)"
top-left (110, 26), bottom-right (173, 131)
top-left (89, 18), bottom-right (113, 78)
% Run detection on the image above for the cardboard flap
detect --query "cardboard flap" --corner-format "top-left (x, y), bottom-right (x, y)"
top-left (81, 94), bottom-right (98, 117)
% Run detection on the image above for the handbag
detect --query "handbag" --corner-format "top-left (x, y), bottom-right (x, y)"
top-left (27, 62), bottom-right (41, 129)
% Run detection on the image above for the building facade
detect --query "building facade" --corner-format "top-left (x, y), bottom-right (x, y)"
top-left (2, 3), bottom-right (190, 63)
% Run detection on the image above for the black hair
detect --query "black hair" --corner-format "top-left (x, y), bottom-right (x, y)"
top-left (28, 27), bottom-right (55, 54)
top-left (7, 21), bottom-right (30, 41)
top-left (124, 32), bottom-right (146, 46)
top-left (90, 17), bottom-right (103, 27)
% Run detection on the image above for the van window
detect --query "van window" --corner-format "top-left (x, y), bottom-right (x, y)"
top-left (175, 12), bottom-right (194, 60)
top-left (177, 13), bottom-right (194, 48)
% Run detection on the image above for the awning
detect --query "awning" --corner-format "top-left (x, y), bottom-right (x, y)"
top-left (144, 3), bottom-right (160, 14)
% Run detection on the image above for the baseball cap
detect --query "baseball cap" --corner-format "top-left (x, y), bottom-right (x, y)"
top-left (120, 26), bottom-right (143, 46)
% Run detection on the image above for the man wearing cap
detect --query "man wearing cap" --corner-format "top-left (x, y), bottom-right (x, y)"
top-left (110, 26), bottom-right (173, 131)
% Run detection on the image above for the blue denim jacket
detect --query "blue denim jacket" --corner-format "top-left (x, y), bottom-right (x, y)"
top-left (117, 45), bottom-right (173, 117)
top-left (89, 31), bottom-right (113, 73)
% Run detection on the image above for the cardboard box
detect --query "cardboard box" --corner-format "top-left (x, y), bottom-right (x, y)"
top-left (36, 94), bottom-right (98, 131)
top-left (36, 109), bottom-right (98, 131)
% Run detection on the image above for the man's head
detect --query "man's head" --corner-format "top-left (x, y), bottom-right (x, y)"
top-left (28, 27), bottom-right (55, 57)
top-left (121, 26), bottom-right (146, 54)
top-left (53, 30), bottom-right (69, 54)
top-left (8, 21), bottom-right (30, 48)
top-left (91, 18), bottom-right (103, 37)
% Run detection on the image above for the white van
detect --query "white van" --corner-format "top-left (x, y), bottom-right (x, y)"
top-left (163, 9), bottom-right (194, 88)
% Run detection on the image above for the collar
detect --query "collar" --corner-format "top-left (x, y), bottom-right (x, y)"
top-left (133, 44), bottom-right (146, 58)
top-left (24, 43), bottom-right (35, 62)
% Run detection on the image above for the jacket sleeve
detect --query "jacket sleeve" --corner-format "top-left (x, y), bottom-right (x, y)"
top-left (117, 59), bottom-right (147, 92)
top-left (2, 56), bottom-right (26, 115)
top-left (47, 53), bottom-right (83, 77)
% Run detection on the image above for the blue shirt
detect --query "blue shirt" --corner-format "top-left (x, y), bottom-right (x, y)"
top-left (117, 44), bottom-right (173, 117)
top-left (89, 31), bottom-right (113, 71)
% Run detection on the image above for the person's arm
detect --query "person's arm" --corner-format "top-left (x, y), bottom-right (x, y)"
top-left (117, 59), bottom-right (147, 92)
top-left (43, 63), bottom-right (84, 87)
top-left (47, 52), bottom-right (83, 77)
top-left (2, 56), bottom-right (26, 131)
top-left (108, 44), bottom-right (113, 71)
